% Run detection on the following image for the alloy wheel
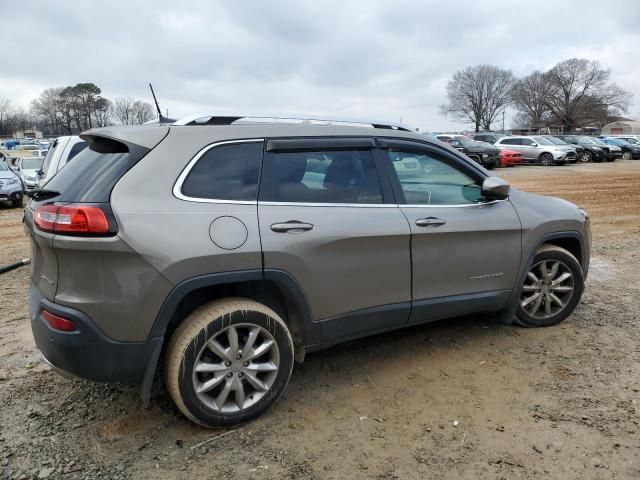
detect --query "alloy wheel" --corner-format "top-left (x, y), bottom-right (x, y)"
top-left (192, 324), bottom-right (280, 413)
top-left (622, 151), bottom-right (632, 160)
top-left (520, 260), bottom-right (574, 320)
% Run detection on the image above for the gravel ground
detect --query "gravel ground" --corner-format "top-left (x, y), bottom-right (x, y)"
top-left (0, 160), bottom-right (639, 479)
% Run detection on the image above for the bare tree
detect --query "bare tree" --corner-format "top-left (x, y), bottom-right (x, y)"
top-left (131, 100), bottom-right (155, 124)
top-left (0, 97), bottom-right (16, 136)
top-left (113, 97), bottom-right (135, 125)
top-left (440, 65), bottom-right (514, 132)
top-left (545, 59), bottom-right (632, 131)
top-left (113, 97), bottom-right (155, 125)
top-left (511, 71), bottom-right (553, 129)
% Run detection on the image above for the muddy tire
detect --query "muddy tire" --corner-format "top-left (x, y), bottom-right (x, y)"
top-left (165, 298), bottom-right (294, 428)
top-left (515, 245), bottom-right (584, 327)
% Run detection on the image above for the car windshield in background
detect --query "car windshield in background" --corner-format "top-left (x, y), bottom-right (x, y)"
top-left (547, 137), bottom-right (568, 145)
top-left (457, 137), bottom-right (482, 147)
top-left (22, 157), bottom-right (44, 170)
top-left (0, 161), bottom-right (8, 171)
top-left (532, 137), bottom-right (554, 146)
top-left (577, 136), bottom-right (596, 144)
top-left (608, 138), bottom-right (628, 146)
top-left (590, 138), bottom-right (608, 146)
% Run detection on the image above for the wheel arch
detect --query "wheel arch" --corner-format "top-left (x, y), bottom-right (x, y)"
top-left (496, 231), bottom-right (586, 325)
top-left (140, 269), bottom-right (319, 403)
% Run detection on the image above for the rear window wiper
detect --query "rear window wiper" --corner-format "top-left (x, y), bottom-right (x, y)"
top-left (27, 189), bottom-right (61, 200)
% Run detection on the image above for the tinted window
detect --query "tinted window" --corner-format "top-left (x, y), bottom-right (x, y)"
top-left (264, 149), bottom-right (382, 204)
top-left (386, 148), bottom-right (484, 205)
top-left (501, 138), bottom-right (521, 145)
top-left (66, 141), bottom-right (88, 163)
top-left (181, 142), bottom-right (262, 201)
top-left (22, 157), bottom-right (44, 170)
top-left (43, 138), bottom-right (133, 203)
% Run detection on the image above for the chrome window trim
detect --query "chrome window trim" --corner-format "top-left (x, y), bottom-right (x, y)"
top-left (259, 201), bottom-right (395, 208)
top-left (173, 138), bottom-right (264, 204)
top-left (400, 199), bottom-right (507, 208)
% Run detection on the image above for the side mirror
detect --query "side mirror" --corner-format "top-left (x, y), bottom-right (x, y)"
top-left (482, 177), bottom-right (510, 200)
top-left (36, 169), bottom-right (44, 178)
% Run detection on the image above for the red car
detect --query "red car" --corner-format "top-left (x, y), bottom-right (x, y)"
top-left (499, 149), bottom-right (523, 167)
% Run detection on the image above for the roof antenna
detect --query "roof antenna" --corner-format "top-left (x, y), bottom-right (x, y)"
top-left (149, 83), bottom-right (175, 124)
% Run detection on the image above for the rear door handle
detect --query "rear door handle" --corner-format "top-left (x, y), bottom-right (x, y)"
top-left (415, 217), bottom-right (446, 227)
top-left (270, 221), bottom-right (314, 233)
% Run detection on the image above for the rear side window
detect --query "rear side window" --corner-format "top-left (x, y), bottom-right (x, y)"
top-left (180, 142), bottom-right (262, 201)
top-left (262, 149), bottom-right (382, 204)
top-left (43, 137), bottom-right (136, 203)
top-left (500, 138), bottom-right (521, 145)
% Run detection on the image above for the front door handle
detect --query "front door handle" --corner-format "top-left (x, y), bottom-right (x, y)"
top-left (270, 221), bottom-right (314, 233)
top-left (415, 217), bottom-right (446, 227)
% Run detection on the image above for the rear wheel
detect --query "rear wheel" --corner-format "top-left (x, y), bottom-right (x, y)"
top-left (539, 153), bottom-right (554, 166)
top-left (165, 298), bottom-right (294, 427)
top-left (515, 245), bottom-right (584, 327)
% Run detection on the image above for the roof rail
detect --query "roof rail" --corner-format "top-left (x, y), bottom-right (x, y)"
top-left (171, 113), bottom-right (415, 132)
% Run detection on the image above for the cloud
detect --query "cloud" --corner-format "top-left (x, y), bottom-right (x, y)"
top-left (1, 0), bottom-right (638, 130)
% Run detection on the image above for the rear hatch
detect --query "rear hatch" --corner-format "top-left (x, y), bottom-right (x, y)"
top-left (24, 132), bottom-right (163, 303)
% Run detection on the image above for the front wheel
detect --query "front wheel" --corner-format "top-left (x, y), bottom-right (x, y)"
top-left (539, 153), bottom-right (554, 166)
top-left (622, 151), bottom-right (632, 160)
top-left (11, 193), bottom-right (23, 208)
top-left (515, 245), bottom-right (584, 327)
top-left (165, 298), bottom-right (294, 427)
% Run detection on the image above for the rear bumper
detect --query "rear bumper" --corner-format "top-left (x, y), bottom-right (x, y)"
top-left (29, 283), bottom-right (161, 384)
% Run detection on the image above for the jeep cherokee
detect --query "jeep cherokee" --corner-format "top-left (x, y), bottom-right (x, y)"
top-left (25, 115), bottom-right (591, 427)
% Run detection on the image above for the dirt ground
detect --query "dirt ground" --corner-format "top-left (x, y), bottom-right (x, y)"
top-left (1, 161), bottom-right (639, 480)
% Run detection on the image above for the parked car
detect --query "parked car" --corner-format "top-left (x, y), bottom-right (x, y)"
top-left (553, 135), bottom-right (609, 163)
top-left (542, 136), bottom-right (583, 162)
top-left (37, 136), bottom-right (88, 186)
top-left (498, 149), bottom-right (523, 167)
top-left (14, 156), bottom-right (45, 191)
top-left (494, 136), bottom-right (576, 165)
top-left (25, 114), bottom-right (591, 427)
top-left (580, 137), bottom-right (617, 162)
top-left (472, 132), bottom-right (507, 144)
top-left (0, 159), bottom-right (24, 207)
top-left (435, 134), bottom-right (500, 169)
top-left (600, 137), bottom-right (640, 160)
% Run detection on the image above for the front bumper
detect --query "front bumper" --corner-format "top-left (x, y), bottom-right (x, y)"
top-left (29, 283), bottom-right (161, 384)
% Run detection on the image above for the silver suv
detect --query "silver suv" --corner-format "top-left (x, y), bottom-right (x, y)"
top-left (495, 135), bottom-right (577, 165)
top-left (25, 115), bottom-right (591, 427)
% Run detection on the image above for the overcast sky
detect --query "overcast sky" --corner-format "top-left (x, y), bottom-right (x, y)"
top-left (2, 0), bottom-right (639, 131)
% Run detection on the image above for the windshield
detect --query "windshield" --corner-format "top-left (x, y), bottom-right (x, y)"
top-left (577, 136), bottom-right (596, 144)
top-left (456, 137), bottom-right (482, 147)
top-left (547, 137), bottom-right (567, 145)
top-left (0, 161), bottom-right (7, 172)
top-left (607, 138), bottom-right (628, 146)
top-left (590, 137), bottom-right (608, 147)
top-left (623, 137), bottom-right (640, 145)
top-left (22, 157), bottom-right (44, 170)
top-left (532, 137), bottom-right (554, 146)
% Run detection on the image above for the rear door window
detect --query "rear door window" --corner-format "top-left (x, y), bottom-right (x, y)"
top-left (261, 149), bottom-right (383, 204)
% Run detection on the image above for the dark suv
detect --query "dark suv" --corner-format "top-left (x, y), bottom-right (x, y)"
top-left (435, 134), bottom-right (500, 169)
top-left (554, 135), bottom-right (611, 163)
top-left (25, 115), bottom-right (591, 427)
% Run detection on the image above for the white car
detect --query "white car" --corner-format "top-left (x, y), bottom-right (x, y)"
top-left (14, 155), bottom-right (45, 191)
top-left (38, 136), bottom-right (88, 186)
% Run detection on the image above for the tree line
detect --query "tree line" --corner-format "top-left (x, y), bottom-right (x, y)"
top-left (440, 58), bottom-right (633, 132)
top-left (0, 83), bottom-right (156, 136)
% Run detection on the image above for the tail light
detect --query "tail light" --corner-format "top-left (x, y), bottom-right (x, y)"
top-left (34, 204), bottom-right (115, 235)
top-left (42, 310), bottom-right (77, 332)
